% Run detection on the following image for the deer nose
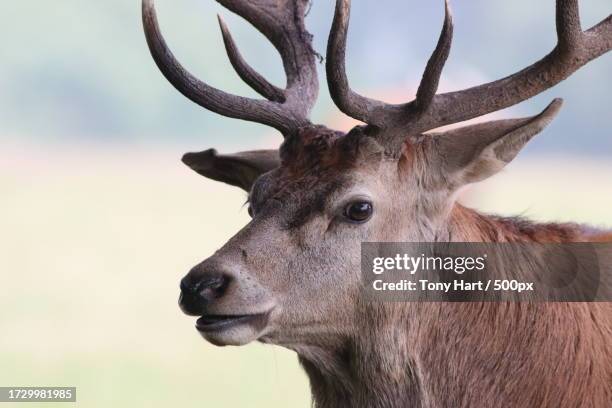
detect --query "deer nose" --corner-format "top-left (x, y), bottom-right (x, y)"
top-left (179, 267), bottom-right (232, 316)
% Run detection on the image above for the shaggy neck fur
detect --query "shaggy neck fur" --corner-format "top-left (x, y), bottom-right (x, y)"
top-left (298, 205), bottom-right (612, 408)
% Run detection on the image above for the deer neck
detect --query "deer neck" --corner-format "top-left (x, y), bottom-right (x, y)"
top-left (296, 205), bottom-right (593, 407)
top-left (296, 331), bottom-right (423, 408)
top-left (446, 204), bottom-right (585, 243)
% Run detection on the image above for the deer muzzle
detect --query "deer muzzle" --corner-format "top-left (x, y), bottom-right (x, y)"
top-left (178, 259), bottom-right (276, 346)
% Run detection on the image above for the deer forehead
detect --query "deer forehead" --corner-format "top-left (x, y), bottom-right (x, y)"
top-left (249, 165), bottom-right (366, 229)
top-left (247, 131), bottom-right (413, 227)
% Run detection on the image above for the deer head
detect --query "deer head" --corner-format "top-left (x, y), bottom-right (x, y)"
top-left (143, 0), bottom-right (611, 348)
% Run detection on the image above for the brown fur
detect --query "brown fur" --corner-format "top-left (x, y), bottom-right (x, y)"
top-left (195, 131), bottom-right (612, 407)
top-left (180, 126), bottom-right (612, 408)
top-left (297, 206), bottom-right (612, 408)
top-left (145, 0), bottom-right (612, 404)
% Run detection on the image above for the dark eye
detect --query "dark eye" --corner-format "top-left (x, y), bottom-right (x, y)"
top-left (344, 201), bottom-right (373, 223)
top-left (247, 206), bottom-right (254, 217)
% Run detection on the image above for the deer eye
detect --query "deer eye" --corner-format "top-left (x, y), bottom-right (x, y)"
top-left (344, 201), bottom-right (373, 223)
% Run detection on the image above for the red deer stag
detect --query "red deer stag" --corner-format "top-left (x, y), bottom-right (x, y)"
top-left (143, 0), bottom-right (612, 406)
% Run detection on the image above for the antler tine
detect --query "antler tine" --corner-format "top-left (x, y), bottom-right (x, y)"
top-left (422, 0), bottom-right (612, 131)
top-left (326, 0), bottom-right (455, 128)
top-left (556, 0), bottom-right (582, 51)
top-left (414, 0), bottom-right (453, 112)
top-left (216, 0), bottom-right (319, 119)
top-left (142, 0), bottom-right (318, 138)
top-left (326, 0), bottom-right (392, 127)
top-left (217, 16), bottom-right (286, 103)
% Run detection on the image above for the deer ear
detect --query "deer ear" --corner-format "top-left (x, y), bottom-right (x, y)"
top-left (432, 99), bottom-right (563, 187)
top-left (182, 149), bottom-right (280, 191)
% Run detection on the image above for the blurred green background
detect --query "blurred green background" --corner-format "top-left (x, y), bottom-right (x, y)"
top-left (0, 0), bottom-right (610, 407)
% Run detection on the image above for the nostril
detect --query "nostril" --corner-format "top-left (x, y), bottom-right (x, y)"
top-left (180, 272), bottom-right (231, 297)
top-left (179, 267), bottom-right (234, 317)
top-left (196, 273), bottom-right (231, 300)
top-left (179, 272), bottom-right (231, 316)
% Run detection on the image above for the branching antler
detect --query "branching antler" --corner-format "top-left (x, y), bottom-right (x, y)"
top-left (326, 0), bottom-right (454, 128)
top-left (144, 0), bottom-right (610, 152)
top-left (326, 0), bottom-right (611, 137)
top-left (142, 0), bottom-right (318, 137)
top-left (425, 0), bottom-right (611, 131)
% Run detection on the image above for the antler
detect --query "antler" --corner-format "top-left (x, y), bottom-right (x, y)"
top-left (327, 0), bottom-right (453, 128)
top-left (426, 0), bottom-right (611, 130)
top-left (327, 0), bottom-right (611, 133)
top-left (142, 0), bottom-right (319, 137)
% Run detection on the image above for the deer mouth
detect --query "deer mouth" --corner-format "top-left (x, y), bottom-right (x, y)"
top-left (195, 313), bottom-right (270, 333)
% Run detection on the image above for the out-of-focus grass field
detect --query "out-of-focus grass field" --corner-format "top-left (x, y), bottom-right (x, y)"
top-left (0, 144), bottom-right (610, 407)
top-left (0, 144), bottom-right (310, 407)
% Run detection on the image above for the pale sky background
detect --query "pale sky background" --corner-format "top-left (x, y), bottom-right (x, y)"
top-left (0, 0), bottom-right (610, 155)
